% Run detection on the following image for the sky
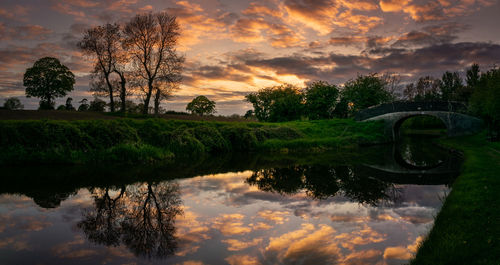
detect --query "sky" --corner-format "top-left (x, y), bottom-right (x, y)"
top-left (1, 0), bottom-right (500, 115)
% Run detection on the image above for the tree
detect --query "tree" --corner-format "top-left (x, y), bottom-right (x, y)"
top-left (89, 97), bottom-right (107, 112)
top-left (186, 96), bottom-right (216, 116)
top-left (24, 57), bottom-right (75, 110)
top-left (457, 63), bottom-right (480, 103)
top-left (3, 97), bottom-right (23, 110)
top-left (403, 76), bottom-right (441, 101)
top-left (245, 84), bottom-right (304, 122)
top-left (341, 74), bottom-right (393, 112)
top-left (123, 12), bottom-right (183, 114)
top-left (304, 81), bottom-right (339, 120)
top-left (79, 23), bottom-right (126, 112)
top-left (78, 98), bottom-right (89, 111)
top-left (470, 67), bottom-right (500, 138)
top-left (65, 97), bottom-right (75, 110)
top-left (440, 71), bottom-right (463, 101)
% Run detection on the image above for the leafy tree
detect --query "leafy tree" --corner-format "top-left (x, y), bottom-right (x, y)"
top-left (457, 63), bottom-right (480, 103)
top-left (89, 97), bottom-right (107, 112)
top-left (186, 96), bottom-right (216, 116)
top-left (56, 105), bottom-right (66, 110)
top-left (440, 71), bottom-right (463, 101)
top-left (470, 67), bottom-right (500, 138)
top-left (65, 97), bottom-right (75, 110)
top-left (123, 12), bottom-right (183, 114)
top-left (304, 81), bottom-right (339, 120)
top-left (24, 57), bottom-right (75, 110)
top-left (244, 110), bottom-right (254, 119)
top-left (341, 74), bottom-right (393, 112)
top-left (245, 84), bottom-right (304, 122)
top-left (3, 97), bottom-right (23, 110)
top-left (78, 98), bottom-right (89, 111)
top-left (403, 76), bottom-right (441, 101)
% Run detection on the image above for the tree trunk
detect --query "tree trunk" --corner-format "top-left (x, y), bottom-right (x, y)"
top-left (142, 81), bottom-right (153, 114)
top-left (118, 72), bottom-right (126, 113)
top-left (154, 88), bottom-right (160, 115)
top-left (105, 73), bottom-right (115, 112)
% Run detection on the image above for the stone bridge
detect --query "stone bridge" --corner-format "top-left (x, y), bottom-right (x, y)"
top-left (355, 101), bottom-right (483, 140)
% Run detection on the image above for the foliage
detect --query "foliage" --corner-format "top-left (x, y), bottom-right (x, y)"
top-left (186, 96), bottom-right (216, 116)
top-left (440, 71), bottom-right (463, 101)
top-left (89, 98), bottom-right (107, 112)
top-left (24, 57), bottom-right (75, 110)
top-left (341, 74), bottom-right (393, 113)
top-left (3, 97), bottom-right (23, 110)
top-left (304, 81), bottom-right (339, 120)
top-left (245, 84), bottom-right (304, 122)
top-left (404, 76), bottom-right (441, 101)
top-left (470, 67), bottom-right (500, 137)
top-left (411, 133), bottom-right (500, 264)
top-left (0, 118), bottom-right (386, 165)
top-left (78, 99), bottom-right (90, 111)
top-left (65, 97), bottom-right (75, 111)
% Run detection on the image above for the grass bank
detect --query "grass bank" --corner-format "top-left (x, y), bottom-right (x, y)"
top-left (411, 132), bottom-right (500, 264)
top-left (0, 118), bottom-right (386, 165)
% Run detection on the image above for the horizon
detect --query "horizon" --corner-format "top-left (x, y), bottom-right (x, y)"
top-left (1, 0), bottom-right (500, 115)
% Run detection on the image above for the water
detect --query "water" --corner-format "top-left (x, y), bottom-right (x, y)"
top-left (0, 137), bottom-right (461, 265)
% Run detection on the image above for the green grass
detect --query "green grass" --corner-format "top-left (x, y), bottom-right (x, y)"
top-left (0, 118), bottom-right (387, 165)
top-left (411, 132), bottom-right (500, 265)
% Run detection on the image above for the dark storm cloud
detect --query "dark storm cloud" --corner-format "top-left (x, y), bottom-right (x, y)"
top-left (243, 42), bottom-right (500, 83)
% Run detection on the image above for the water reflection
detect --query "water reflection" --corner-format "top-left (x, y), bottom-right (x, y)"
top-left (246, 165), bottom-right (398, 205)
top-left (78, 182), bottom-right (182, 259)
top-left (0, 137), bottom-right (461, 265)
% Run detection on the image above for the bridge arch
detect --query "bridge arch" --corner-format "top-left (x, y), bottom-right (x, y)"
top-left (392, 113), bottom-right (448, 140)
top-left (355, 101), bottom-right (483, 141)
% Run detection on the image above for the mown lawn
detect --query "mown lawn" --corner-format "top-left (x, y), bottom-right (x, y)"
top-left (411, 133), bottom-right (500, 265)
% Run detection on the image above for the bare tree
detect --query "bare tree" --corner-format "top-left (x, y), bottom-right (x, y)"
top-left (79, 23), bottom-right (126, 112)
top-left (123, 12), bottom-right (182, 114)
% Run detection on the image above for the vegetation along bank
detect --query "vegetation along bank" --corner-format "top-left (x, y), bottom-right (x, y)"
top-left (0, 118), bottom-right (386, 165)
top-left (410, 133), bottom-right (500, 265)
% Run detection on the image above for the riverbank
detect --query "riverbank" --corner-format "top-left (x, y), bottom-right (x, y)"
top-left (411, 132), bottom-right (500, 264)
top-left (0, 118), bottom-right (386, 165)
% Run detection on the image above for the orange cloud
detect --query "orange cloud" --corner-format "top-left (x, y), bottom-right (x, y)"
top-left (212, 213), bottom-right (252, 235)
top-left (225, 254), bottom-right (262, 265)
top-left (222, 238), bottom-right (263, 251)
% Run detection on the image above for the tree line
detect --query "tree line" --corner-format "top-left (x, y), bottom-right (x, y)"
top-left (244, 64), bottom-right (500, 135)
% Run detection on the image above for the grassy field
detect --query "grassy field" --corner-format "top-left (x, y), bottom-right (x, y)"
top-left (0, 115), bottom-right (387, 165)
top-left (411, 132), bottom-right (500, 265)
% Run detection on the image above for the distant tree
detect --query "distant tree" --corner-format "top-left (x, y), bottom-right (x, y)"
top-left (470, 67), bottom-right (500, 138)
top-left (457, 63), bottom-right (480, 103)
top-left (79, 23), bottom-right (126, 112)
top-left (24, 57), bottom-right (75, 110)
top-left (3, 97), bottom-right (23, 110)
top-left (123, 12), bottom-right (183, 114)
top-left (56, 105), bottom-right (66, 110)
top-left (440, 71), bottom-right (463, 101)
top-left (89, 97), bottom-right (107, 112)
top-left (244, 110), bottom-right (254, 119)
top-left (245, 84), bottom-right (304, 122)
top-left (341, 74), bottom-right (393, 113)
top-left (404, 76), bottom-right (441, 101)
top-left (78, 98), bottom-right (90, 111)
top-left (65, 97), bottom-right (75, 110)
top-left (304, 81), bottom-right (339, 120)
top-left (186, 96), bottom-right (216, 116)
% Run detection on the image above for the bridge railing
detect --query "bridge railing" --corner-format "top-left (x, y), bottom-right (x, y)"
top-left (355, 101), bottom-right (468, 121)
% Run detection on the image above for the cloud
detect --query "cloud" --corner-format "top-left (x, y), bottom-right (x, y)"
top-left (225, 254), bottom-right (262, 265)
top-left (222, 238), bottom-right (263, 251)
top-left (212, 213), bottom-right (252, 236)
top-left (0, 23), bottom-right (53, 41)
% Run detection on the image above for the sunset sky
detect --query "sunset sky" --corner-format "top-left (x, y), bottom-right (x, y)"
top-left (1, 0), bottom-right (500, 114)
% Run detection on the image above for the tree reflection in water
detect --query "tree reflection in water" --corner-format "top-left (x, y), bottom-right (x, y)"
top-left (246, 165), bottom-right (400, 205)
top-left (78, 182), bottom-right (182, 259)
